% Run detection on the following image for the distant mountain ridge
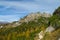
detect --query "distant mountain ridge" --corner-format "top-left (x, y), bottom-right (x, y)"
top-left (0, 21), bottom-right (9, 24)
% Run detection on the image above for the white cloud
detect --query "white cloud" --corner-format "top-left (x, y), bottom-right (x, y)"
top-left (0, 1), bottom-right (40, 11)
top-left (0, 1), bottom-right (59, 14)
top-left (0, 1), bottom-right (41, 22)
top-left (0, 15), bottom-right (20, 22)
top-left (35, 0), bottom-right (60, 3)
top-left (0, 0), bottom-right (60, 22)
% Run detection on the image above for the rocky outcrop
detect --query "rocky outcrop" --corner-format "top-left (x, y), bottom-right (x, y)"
top-left (19, 13), bottom-right (51, 23)
top-left (36, 26), bottom-right (55, 40)
top-left (45, 26), bottom-right (55, 33)
top-left (37, 31), bottom-right (45, 40)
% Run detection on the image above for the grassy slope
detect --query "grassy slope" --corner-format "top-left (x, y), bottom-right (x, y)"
top-left (0, 15), bottom-right (60, 40)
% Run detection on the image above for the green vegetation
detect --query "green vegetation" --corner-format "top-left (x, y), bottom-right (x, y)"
top-left (0, 16), bottom-right (49, 40)
top-left (53, 6), bottom-right (60, 15)
top-left (0, 7), bottom-right (60, 40)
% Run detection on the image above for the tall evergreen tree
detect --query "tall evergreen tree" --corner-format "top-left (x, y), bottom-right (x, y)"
top-left (53, 6), bottom-right (60, 15)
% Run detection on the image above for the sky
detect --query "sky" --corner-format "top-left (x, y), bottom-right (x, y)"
top-left (0, 0), bottom-right (60, 22)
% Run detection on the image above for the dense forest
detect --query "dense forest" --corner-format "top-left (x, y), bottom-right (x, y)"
top-left (0, 7), bottom-right (60, 40)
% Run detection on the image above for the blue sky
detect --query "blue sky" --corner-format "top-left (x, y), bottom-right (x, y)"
top-left (0, 0), bottom-right (60, 22)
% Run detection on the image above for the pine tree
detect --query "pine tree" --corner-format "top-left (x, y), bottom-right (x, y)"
top-left (53, 6), bottom-right (60, 15)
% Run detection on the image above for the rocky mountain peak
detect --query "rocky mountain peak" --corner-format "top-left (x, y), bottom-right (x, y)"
top-left (19, 12), bottom-right (51, 23)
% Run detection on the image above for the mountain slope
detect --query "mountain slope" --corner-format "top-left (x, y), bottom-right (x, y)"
top-left (0, 8), bottom-right (60, 40)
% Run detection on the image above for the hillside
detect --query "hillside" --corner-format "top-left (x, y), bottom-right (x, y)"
top-left (0, 7), bottom-right (60, 40)
top-left (0, 12), bottom-right (51, 28)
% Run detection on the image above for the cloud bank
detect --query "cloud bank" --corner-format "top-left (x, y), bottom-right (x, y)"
top-left (0, 0), bottom-right (60, 22)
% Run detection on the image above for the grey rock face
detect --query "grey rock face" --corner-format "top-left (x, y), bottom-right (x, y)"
top-left (45, 26), bottom-right (55, 33)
